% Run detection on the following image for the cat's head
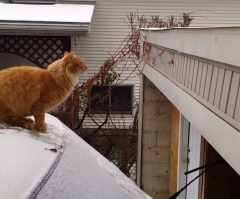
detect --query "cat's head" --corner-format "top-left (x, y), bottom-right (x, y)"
top-left (47, 51), bottom-right (88, 86)
top-left (63, 51), bottom-right (88, 75)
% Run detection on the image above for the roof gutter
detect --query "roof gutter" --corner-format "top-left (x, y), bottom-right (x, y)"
top-left (0, 3), bottom-right (94, 35)
top-left (0, 22), bottom-right (90, 35)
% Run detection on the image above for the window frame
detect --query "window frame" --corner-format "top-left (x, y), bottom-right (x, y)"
top-left (89, 85), bottom-right (134, 115)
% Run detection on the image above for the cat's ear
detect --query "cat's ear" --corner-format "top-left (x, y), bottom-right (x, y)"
top-left (64, 51), bottom-right (75, 64)
top-left (64, 51), bottom-right (70, 57)
top-left (68, 51), bottom-right (75, 60)
top-left (67, 51), bottom-right (75, 61)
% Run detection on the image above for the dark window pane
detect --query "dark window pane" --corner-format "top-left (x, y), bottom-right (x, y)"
top-left (90, 85), bottom-right (133, 114)
top-left (111, 86), bottom-right (132, 114)
top-left (90, 86), bottom-right (109, 113)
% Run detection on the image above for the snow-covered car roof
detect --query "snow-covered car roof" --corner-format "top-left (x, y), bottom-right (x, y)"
top-left (0, 114), bottom-right (151, 199)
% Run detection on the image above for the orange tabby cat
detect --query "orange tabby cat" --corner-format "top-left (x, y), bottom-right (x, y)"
top-left (0, 51), bottom-right (87, 132)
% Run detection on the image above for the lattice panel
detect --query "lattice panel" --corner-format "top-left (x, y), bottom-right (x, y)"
top-left (0, 36), bottom-right (70, 68)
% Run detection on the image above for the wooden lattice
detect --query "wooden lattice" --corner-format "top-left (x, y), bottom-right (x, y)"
top-left (0, 35), bottom-right (71, 68)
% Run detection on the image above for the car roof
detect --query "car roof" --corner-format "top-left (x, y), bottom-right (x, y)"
top-left (0, 114), bottom-right (151, 199)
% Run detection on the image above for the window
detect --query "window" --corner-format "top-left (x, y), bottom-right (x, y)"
top-left (90, 85), bottom-right (133, 114)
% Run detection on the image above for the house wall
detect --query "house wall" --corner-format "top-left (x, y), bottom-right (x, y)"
top-left (139, 76), bottom-right (180, 199)
top-left (63, 0), bottom-right (240, 129)
top-left (140, 76), bottom-right (171, 199)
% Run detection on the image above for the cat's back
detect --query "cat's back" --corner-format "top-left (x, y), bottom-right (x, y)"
top-left (0, 65), bottom-right (44, 77)
top-left (0, 66), bottom-right (51, 115)
top-left (0, 66), bottom-right (47, 86)
top-left (0, 66), bottom-right (49, 101)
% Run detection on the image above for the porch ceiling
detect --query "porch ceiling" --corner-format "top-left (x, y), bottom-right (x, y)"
top-left (0, 3), bottom-right (95, 35)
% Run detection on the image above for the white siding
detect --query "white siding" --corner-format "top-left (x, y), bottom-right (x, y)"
top-left (68, 0), bottom-right (240, 128)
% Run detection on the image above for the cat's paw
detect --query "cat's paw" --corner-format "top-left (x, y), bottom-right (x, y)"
top-left (22, 119), bottom-right (35, 130)
top-left (36, 123), bottom-right (47, 132)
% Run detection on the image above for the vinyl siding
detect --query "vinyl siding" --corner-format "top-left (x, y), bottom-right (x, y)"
top-left (65, 0), bottom-right (240, 128)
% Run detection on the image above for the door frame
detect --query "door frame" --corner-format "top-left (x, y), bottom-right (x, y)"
top-left (177, 115), bottom-right (202, 199)
top-left (177, 115), bottom-right (189, 199)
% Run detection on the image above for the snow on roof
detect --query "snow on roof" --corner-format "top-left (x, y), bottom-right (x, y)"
top-left (0, 114), bottom-right (68, 199)
top-left (0, 114), bottom-right (151, 199)
top-left (140, 26), bottom-right (240, 31)
top-left (0, 3), bottom-right (94, 23)
top-left (36, 125), bottom-right (152, 199)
